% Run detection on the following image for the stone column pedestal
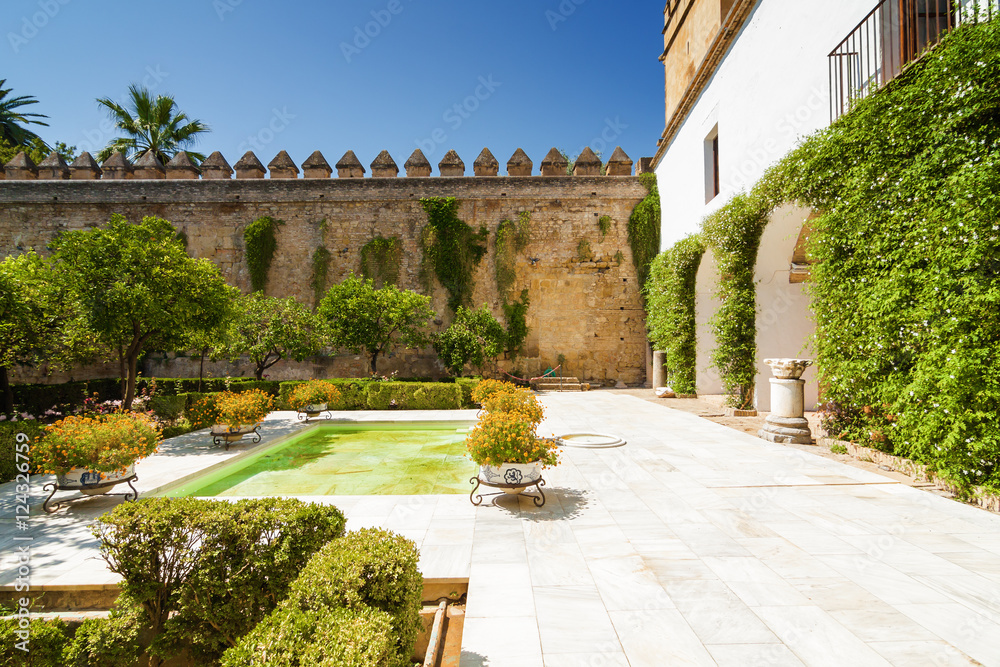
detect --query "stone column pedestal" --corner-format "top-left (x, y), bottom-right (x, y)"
top-left (652, 351), bottom-right (666, 389)
top-left (758, 359), bottom-right (813, 445)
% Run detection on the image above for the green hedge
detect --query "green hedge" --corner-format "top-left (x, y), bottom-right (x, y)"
top-left (94, 497), bottom-right (347, 664)
top-left (0, 617), bottom-right (71, 666)
top-left (278, 380), bottom-right (473, 411)
top-left (221, 606), bottom-right (397, 667)
top-left (0, 421), bottom-right (45, 483)
top-left (645, 234), bottom-right (706, 394)
top-left (237, 528), bottom-right (422, 667)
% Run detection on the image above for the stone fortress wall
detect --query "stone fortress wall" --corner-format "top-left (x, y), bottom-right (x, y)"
top-left (0, 145), bottom-right (651, 385)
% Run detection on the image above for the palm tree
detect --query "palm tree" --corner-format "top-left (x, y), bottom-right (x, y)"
top-left (0, 79), bottom-right (49, 148)
top-left (96, 84), bottom-right (209, 164)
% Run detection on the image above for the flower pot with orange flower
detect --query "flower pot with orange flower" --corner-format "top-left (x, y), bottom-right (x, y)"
top-left (466, 390), bottom-right (558, 506)
top-left (34, 412), bottom-right (161, 513)
top-left (208, 390), bottom-right (274, 449)
top-left (289, 380), bottom-right (342, 422)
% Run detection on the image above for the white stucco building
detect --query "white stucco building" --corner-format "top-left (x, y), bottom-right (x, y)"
top-left (650, 0), bottom-right (984, 409)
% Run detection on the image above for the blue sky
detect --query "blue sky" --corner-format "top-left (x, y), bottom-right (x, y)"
top-left (3, 0), bottom-right (665, 173)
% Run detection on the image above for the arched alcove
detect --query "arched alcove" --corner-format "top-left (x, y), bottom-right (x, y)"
top-left (753, 203), bottom-right (818, 411)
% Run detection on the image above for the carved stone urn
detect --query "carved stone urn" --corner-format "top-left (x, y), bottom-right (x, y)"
top-left (759, 359), bottom-right (813, 444)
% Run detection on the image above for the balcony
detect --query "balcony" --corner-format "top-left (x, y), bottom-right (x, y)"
top-left (828, 0), bottom-right (995, 120)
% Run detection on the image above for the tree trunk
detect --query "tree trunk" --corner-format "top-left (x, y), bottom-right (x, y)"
top-left (123, 348), bottom-right (142, 410)
top-left (118, 345), bottom-right (128, 405)
top-left (255, 362), bottom-right (264, 381)
top-left (198, 346), bottom-right (207, 393)
top-left (0, 366), bottom-right (13, 415)
top-left (369, 352), bottom-right (379, 376)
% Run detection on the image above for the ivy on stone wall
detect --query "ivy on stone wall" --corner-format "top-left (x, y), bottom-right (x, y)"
top-left (628, 173), bottom-right (661, 296)
top-left (576, 238), bottom-right (594, 262)
top-left (310, 246), bottom-right (331, 308)
top-left (243, 216), bottom-right (284, 293)
top-left (494, 211), bottom-right (531, 300)
top-left (419, 197), bottom-right (488, 314)
top-left (645, 234), bottom-right (705, 395)
top-left (598, 215), bottom-right (611, 240)
top-left (502, 289), bottom-right (531, 358)
top-left (360, 235), bottom-right (402, 287)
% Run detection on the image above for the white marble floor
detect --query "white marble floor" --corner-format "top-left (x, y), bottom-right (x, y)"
top-left (2, 394), bottom-right (999, 666)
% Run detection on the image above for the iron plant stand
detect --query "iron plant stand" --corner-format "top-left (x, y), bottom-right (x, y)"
top-left (296, 410), bottom-right (332, 422)
top-left (212, 424), bottom-right (262, 450)
top-left (42, 475), bottom-right (139, 514)
top-left (469, 475), bottom-right (546, 507)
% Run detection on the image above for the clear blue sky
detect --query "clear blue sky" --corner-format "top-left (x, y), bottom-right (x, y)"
top-left (3, 0), bottom-right (665, 172)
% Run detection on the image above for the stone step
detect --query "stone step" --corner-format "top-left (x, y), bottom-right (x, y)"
top-left (535, 377), bottom-right (583, 392)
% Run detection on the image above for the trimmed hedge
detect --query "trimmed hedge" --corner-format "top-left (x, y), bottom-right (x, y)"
top-left (0, 617), bottom-right (70, 666)
top-left (94, 497), bottom-right (347, 664)
top-left (278, 379), bottom-right (473, 411)
top-left (0, 421), bottom-right (44, 483)
top-left (221, 606), bottom-right (397, 667)
top-left (278, 528), bottom-right (422, 667)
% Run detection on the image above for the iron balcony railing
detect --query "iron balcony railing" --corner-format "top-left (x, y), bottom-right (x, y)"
top-left (829, 0), bottom-right (996, 120)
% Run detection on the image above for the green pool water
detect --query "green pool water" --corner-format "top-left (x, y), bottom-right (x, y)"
top-left (168, 421), bottom-right (477, 497)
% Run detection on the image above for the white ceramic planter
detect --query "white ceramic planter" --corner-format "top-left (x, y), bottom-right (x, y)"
top-left (56, 464), bottom-right (136, 496)
top-left (211, 423), bottom-right (262, 442)
top-left (479, 461), bottom-right (543, 493)
top-left (303, 403), bottom-right (327, 414)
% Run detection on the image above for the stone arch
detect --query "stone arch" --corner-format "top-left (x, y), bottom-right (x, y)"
top-left (753, 203), bottom-right (818, 412)
top-left (695, 246), bottom-right (724, 394)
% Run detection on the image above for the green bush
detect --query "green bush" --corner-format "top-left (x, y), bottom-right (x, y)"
top-left (628, 172), bottom-right (662, 295)
top-left (0, 617), bottom-right (70, 666)
top-left (94, 497), bottom-right (347, 664)
top-left (10, 382), bottom-right (90, 415)
top-left (221, 606), bottom-right (397, 667)
top-left (148, 395), bottom-right (186, 421)
top-left (455, 378), bottom-right (479, 408)
top-left (0, 421), bottom-right (44, 483)
top-left (62, 602), bottom-right (142, 667)
top-left (284, 529), bottom-right (422, 667)
top-left (645, 235), bottom-right (706, 394)
top-left (278, 380), bottom-right (367, 411)
top-left (364, 382), bottom-right (463, 410)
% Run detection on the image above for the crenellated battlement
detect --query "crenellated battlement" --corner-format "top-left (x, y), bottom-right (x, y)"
top-left (1, 146), bottom-right (646, 181)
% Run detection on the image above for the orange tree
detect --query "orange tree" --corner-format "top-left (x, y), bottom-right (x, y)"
top-left (318, 274), bottom-right (434, 376)
top-left (51, 215), bottom-right (236, 409)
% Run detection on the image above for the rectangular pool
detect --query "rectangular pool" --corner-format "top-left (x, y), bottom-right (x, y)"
top-left (166, 421), bottom-right (477, 497)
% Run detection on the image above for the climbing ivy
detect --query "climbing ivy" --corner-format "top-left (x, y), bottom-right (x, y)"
top-left (576, 239), bottom-right (594, 262)
top-left (360, 235), bottom-right (403, 287)
top-left (310, 246), bottom-right (331, 308)
top-left (494, 211), bottom-right (531, 300)
top-left (645, 234), bottom-right (705, 395)
top-left (243, 216), bottom-right (284, 293)
top-left (502, 289), bottom-right (531, 358)
top-left (628, 173), bottom-right (661, 295)
top-left (419, 197), bottom-right (488, 313)
top-left (669, 19), bottom-right (1000, 492)
top-left (702, 192), bottom-right (777, 409)
top-left (598, 215), bottom-right (612, 240)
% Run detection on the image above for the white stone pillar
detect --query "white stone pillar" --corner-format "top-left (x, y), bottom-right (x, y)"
top-left (652, 351), bottom-right (667, 389)
top-left (758, 359), bottom-right (813, 444)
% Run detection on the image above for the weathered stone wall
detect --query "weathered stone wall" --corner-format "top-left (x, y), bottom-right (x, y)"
top-left (0, 175), bottom-right (649, 385)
